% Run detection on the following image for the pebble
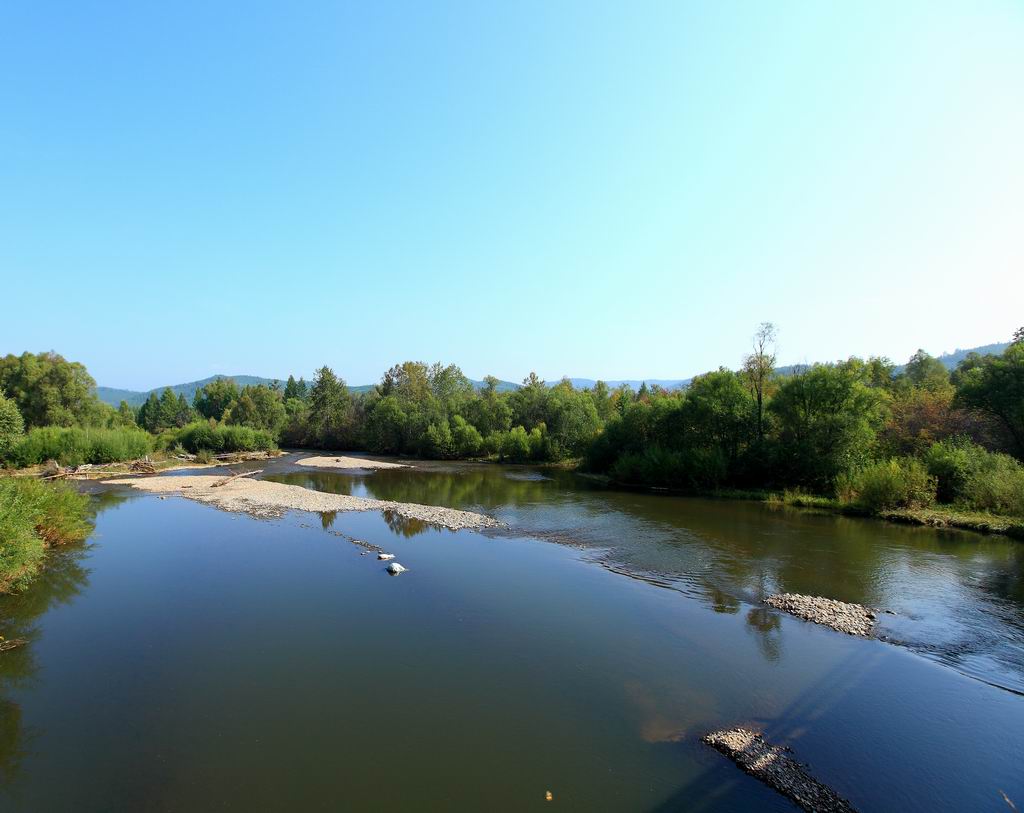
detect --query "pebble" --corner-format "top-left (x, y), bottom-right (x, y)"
top-left (378, 553), bottom-right (395, 561)
top-left (386, 562), bottom-right (407, 575)
top-left (765, 593), bottom-right (876, 636)
top-left (703, 728), bottom-right (857, 812)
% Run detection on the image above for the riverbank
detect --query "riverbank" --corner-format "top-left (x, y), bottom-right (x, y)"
top-left (0, 478), bottom-right (92, 593)
top-left (105, 473), bottom-right (502, 531)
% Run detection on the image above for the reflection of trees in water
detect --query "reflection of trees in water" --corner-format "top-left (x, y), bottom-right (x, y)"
top-left (381, 509), bottom-right (432, 538)
top-left (319, 511), bottom-right (337, 530)
top-left (0, 536), bottom-right (91, 791)
top-left (268, 466), bottom-right (562, 512)
top-left (745, 607), bottom-right (782, 663)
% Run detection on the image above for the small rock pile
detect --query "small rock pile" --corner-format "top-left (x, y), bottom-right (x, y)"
top-left (765, 593), bottom-right (875, 636)
top-left (702, 728), bottom-right (857, 813)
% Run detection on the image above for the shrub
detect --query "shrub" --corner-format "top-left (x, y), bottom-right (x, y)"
top-left (500, 426), bottom-right (531, 462)
top-left (962, 452), bottom-right (1024, 516)
top-left (924, 438), bottom-right (1024, 515)
top-left (421, 421), bottom-right (454, 459)
top-left (168, 421), bottom-right (276, 454)
top-left (7, 426), bottom-right (153, 468)
top-left (838, 458), bottom-right (936, 512)
top-left (451, 416), bottom-right (483, 457)
top-left (0, 478), bottom-right (92, 592)
top-left (0, 392), bottom-right (24, 459)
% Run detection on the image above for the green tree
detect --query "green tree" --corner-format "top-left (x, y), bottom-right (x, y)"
top-left (363, 395), bottom-right (407, 454)
top-left (0, 351), bottom-right (98, 428)
top-left (225, 385), bottom-right (287, 436)
top-left (0, 390), bottom-right (25, 458)
top-left (901, 350), bottom-right (951, 393)
top-left (954, 342), bottom-right (1024, 459)
top-left (284, 375), bottom-right (308, 401)
top-left (137, 392), bottom-right (162, 433)
top-left (451, 415), bottom-right (483, 457)
top-left (742, 322), bottom-right (777, 441)
top-left (307, 367), bottom-right (354, 448)
top-left (769, 363), bottom-right (885, 490)
top-left (115, 400), bottom-right (137, 427)
top-left (193, 378), bottom-right (239, 421)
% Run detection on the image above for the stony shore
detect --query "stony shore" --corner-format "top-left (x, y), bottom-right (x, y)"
top-left (295, 455), bottom-right (410, 470)
top-left (702, 728), bottom-right (857, 813)
top-left (765, 593), bottom-right (875, 636)
top-left (105, 475), bottom-right (501, 531)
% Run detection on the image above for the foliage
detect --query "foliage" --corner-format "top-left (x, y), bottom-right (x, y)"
top-left (165, 421), bottom-right (276, 454)
top-left (0, 392), bottom-right (25, 459)
top-left (768, 362), bottom-right (885, 490)
top-left (954, 342), bottom-right (1024, 459)
top-left (224, 385), bottom-right (287, 435)
top-left (0, 352), bottom-right (99, 428)
top-left (0, 478), bottom-right (92, 592)
top-left (6, 426), bottom-right (153, 467)
top-left (306, 367), bottom-right (355, 448)
top-left (836, 458), bottom-right (936, 512)
top-left (193, 378), bottom-right (240, 421)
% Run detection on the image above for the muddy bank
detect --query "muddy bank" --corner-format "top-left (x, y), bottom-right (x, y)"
top-left (105, 475), bottom-right (501, 531)
top-left (766, 593), bottom-right (875, 636)
top-left (295, 455), bottom-right (410, 471)
top-left (703, 728), bottom-right (857, 812)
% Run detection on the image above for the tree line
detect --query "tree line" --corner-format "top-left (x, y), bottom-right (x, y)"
top-left (2, 328), bottom-right (1023, 519)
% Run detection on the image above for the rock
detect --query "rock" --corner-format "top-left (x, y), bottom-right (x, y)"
top-left (378, 553), bottom-right (395, 560)
top-left (765, 593), bottom-right (875, 636)
top-left (386, 562), bottom-right (407, 575)
top-left (703, 727), bottom-right (857, 812)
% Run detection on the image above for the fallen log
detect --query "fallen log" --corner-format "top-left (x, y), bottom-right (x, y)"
top-left (211, 469), bottom-right (264, 488)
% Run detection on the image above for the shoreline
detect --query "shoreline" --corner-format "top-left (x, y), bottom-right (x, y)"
top-left (104, 474), bottom-right (502, 532)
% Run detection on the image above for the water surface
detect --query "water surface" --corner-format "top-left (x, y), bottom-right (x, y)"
top-left (0, 458), bottom-right (1021, 811)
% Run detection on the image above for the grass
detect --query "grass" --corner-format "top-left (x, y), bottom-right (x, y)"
top-left (6, 426), bottom-right (154, 468)
top-left (0, 477), bottom-right (92, 592)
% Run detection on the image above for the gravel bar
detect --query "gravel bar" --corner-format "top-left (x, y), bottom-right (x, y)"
top-left (295, 456), bottom-right (410, 470)
top-left (765, 593), bottom-right (875, 636)
top-left (703, 728), bottom-right (857, 813)
top-left (105, 475), bottom-right (501, 531)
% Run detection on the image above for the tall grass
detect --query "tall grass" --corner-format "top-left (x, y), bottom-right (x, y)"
top-left (0, 478), bottom-right (92, 592)
top-left (163, 421), bottom-right (277, 454)
top-left (5, 426), bottom-right (153, 468)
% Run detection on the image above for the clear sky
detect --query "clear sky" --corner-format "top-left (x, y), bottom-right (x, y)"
top-left (1, 2), bottom-right (1021, 389)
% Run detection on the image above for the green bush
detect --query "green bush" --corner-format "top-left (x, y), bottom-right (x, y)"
top-left (451, 416), bottom-right (483, 457)
top-left (838, 458), bottom-right (936, 512)
top-left (924, 438), bottom-right (1024, 515)
top-left (962, 452), bottom-right (1024, 516)
top-left (168, 421), bottom-right (276, 454)
top-left (7, 426), bottom-right (153, 468)
top-left (924, 437), bottom-right (987, 503)
top-left (0, 392), bottom-right (24, 459)
top-left (0, 478), bottom-right (92, 592)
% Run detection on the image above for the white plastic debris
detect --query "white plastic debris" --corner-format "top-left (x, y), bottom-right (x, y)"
top-left (378, 553), bottom-right (395, 561)
top-left (386, 562), bottom-right (407, 575)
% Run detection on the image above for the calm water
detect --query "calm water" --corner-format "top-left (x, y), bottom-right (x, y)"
top-left (1, 456), bottom-right (1023, 811)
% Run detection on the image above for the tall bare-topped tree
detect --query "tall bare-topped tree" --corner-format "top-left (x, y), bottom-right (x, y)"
top-left (743, 322), bottom-right (778, 441)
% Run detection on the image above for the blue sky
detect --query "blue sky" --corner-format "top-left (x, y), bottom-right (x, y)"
top-left (1, 2), bottom-right (1021, 389)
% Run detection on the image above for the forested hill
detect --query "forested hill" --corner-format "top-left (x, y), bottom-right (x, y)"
top-left (96, 376), bottom-right (286, 407)
top-left (96, 342), bottom-right (1009, 406)
top-left (96, 375), bottom-right (518, 406)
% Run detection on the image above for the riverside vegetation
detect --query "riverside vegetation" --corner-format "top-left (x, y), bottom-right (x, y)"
top-left (2, 325), bottom-right (1024, 591)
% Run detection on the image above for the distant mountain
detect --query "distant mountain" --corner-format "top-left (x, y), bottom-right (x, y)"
top-left (929, 342), bottom-right (1009, 371)
top-left (96, 375), bottom-right (519, 406)
top-left (96, 375), bottom-right (285, 407)
top-left (96, 342), bottom-right (1010, 406)
top-left (563, 378), bottom-right (689, 391)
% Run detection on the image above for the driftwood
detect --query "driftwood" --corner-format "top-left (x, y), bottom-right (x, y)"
top-left (211, 469), bottom-right (263, 488)
top-left (0, 638), bottom-right (28, 653)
